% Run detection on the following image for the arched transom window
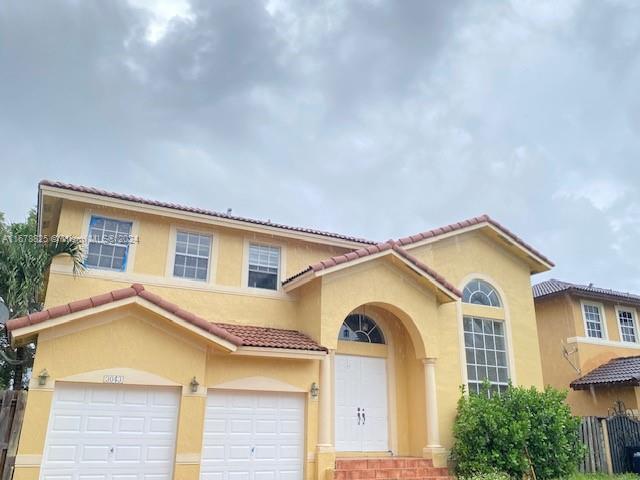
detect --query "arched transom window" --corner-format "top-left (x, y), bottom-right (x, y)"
top-left (463, 279), bottom-right (502, 307)
top-left (339, 314), bottom-right (385, 344)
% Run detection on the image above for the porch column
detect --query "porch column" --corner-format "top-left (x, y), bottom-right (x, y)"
top-left (423, 358), bottom-right (441, 448)
top-left (316, 350), bottom-right (335, 480)
top-left (422, 358), bottom-right (447, 467)
top-left (318, 351), bottom-right (333, 449)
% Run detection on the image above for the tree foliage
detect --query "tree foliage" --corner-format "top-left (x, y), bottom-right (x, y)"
top-left (0, 210), bottom-right (84, 388)
top-left (451, 384), bottom-right (584, 480)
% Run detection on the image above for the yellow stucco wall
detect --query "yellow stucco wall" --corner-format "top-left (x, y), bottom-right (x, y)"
top-left (407, 231), bottom-right (545, 390)
top-left (535, 293), bottom-right (640, 416)
top-left (16, 195), bottom-right (549, 479)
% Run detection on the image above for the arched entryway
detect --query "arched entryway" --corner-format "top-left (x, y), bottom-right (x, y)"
top-left (335, 312), bottom-right (390, 452)
top-left (330, 304), bottom-right (430, 457)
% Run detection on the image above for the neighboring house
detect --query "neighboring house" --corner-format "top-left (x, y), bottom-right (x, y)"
top-left (9, 180), bottom-right (552, 480)
top-left (534, 278), bottom-right (640, 416)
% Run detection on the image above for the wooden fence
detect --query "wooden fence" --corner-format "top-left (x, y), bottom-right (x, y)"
top-left (579, 416), bottom-right (611, 473)
top-left (0, 390), bottom-right (27, 480)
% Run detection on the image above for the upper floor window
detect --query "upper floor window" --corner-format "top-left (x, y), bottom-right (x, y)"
top-left (463, 316), bottom-right (509, 395)
top-left (339, 314), bottom-right (385, 344)
top-left (582, 302), bottom-right (605, 339)
top-left (248, 243), bottom-right (280, 290)
top-left (173, 231), bottom-right (211, 281)
top-left (85, 216), bottom-right (133, 271)
top-left (617, 308), bottom-right (637, 343)
top-left (463, 279), bottom-right (501, 307)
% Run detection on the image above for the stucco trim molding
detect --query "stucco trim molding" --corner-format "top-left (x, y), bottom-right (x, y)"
top-left (209, 376), bottom-right (307, 393)
top-left (56, 367), bottom-right (182, 387)
top-left (567, 336), bottom-right (640, 350)
top-left (14, 454), bottom-right (42, 467)
top-left (232, 346), bottom-right (327, 360)
top-left (175, 453), bottom-right (201, 464)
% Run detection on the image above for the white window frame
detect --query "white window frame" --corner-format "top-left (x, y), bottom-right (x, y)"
top-left (580, 300), bottom-right (608, 340)
top-left (462, 315), bottom-right (511, 395)
top-left (81, 211), bottom-right (139, 274)
top-left (171, 230), bottom-right (213, 282)
top-left (166, 224), bottom-right (217, 284)
top-left (615, 305), bottom-right (639, 344)
top-left (242, 239), bottom-right (285, 292)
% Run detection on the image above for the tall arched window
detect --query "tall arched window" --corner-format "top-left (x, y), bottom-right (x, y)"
top-left (339, 314), bottom-right (385, 344)
top-left (463, 279), bottom-right (502, 307)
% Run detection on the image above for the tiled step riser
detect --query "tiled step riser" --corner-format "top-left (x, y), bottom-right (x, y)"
top-left (335, 459), bottom-right (436, 470)
top-left (333, 458), bottom-right (451, 480)
top-left (334, 470), bottom-right (448, 480)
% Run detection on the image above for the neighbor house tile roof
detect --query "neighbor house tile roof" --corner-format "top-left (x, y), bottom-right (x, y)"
top-left (283, 240), bottom-right (462, 298)
top-left (533, 278), bottom-right (640, 304)
top-left (40, 180), bottom-right (374, 246)
top-left (570, 356), bottom-right (640, 390)
top-left (6, 284), bottom-right (326, 352)
top-left (395, 214), bottom-right (554, 267)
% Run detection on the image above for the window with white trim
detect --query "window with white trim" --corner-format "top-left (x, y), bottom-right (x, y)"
top-left (583, 303), bottom-right (604, 338)
top-left (173, 231), bottom-right (211, 281)
top-left (618, 308), bottom-right (637, 343)
top-left (248, 243), bottom-right (280, 290)
top-left (339, 314), bottom-right (385, 344)
top-left (462, 279), bottom-right (501, 307)
top-left (463, 316), bottom-right (509, 395)
top-left (85, 216), bottom-right (133, 271)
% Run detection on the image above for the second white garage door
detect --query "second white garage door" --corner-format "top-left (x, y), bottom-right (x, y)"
top-left (200, 390), bottom-right (304, 480)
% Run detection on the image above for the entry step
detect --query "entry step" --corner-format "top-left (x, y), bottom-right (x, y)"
top-left (334, 458), bottom-right (452, 480)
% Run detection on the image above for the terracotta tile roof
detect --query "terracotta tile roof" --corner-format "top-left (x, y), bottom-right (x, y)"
top-left (570, 356), bottom-right (640, 390)
top-left (6, 284), bottom-right (326, 352)
top-left (533, 278), bottom-right (640, 304)
top-left (215, 323), bottom-right (326, 351)
top-left (40, 180), bottom-right (374, 246)
top-left (283, 240), bottom-right (462, 298)
top-left (396, 214), bottom-right (554, 267)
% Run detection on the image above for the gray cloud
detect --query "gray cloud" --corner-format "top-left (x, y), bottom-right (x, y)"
top-left (2, 0), bottom-right (640, 291)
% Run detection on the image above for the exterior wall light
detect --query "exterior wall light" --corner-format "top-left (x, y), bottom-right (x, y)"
top-left (310, 382), bottom-right (319, 400)
top-left (38, 369), bottom-right (50, 386)
top-left (190, 377), bottom-right (200, 393)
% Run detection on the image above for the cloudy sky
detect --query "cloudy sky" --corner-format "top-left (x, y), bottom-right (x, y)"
top-left (1, 0), bottom-right (640, 291)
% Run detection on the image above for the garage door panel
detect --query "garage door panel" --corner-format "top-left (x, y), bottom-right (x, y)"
top-left (200, 391), bottom-right (304, 480)
top-left (41, 384), bottom-right (179, 480)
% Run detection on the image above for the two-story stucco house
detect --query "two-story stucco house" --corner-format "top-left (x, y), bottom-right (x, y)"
top-left (9, 180), bottom-right (553, 480)
top-left (534, 279), bottom-right (640, 417)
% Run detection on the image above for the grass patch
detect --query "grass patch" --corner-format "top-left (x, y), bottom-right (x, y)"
top-left (566, 475), bottom-right (638, 480)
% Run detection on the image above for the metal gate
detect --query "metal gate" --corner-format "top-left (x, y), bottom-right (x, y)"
top-left (606, 401), bottom-right (640, 473)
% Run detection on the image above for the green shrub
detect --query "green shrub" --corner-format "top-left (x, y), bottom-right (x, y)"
top-left (450, 384), bottom-right (584, 479)
top-left (459, 472), bottom-right (511, 480)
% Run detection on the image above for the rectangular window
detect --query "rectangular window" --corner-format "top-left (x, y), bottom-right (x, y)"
top-left (463, 316), bottom-right (509, 396)
top-left (618, 308), bottom-right (637, 343)
top-left (173, 231), bottom-right (211, 281)
top-left (583, 303), bottom-right (604, 338)
top-left (85, 216), bottom-right (133, 271)
top-left (248, 244), bottom-right (280, 290)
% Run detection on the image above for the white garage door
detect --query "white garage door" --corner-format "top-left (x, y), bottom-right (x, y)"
top-left (40, 383), bottom-right (180, 480)
top-left (200, 390), bottom-right (304, 480)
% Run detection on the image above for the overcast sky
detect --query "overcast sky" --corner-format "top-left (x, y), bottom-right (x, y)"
top-left (1, 0), bottom-right (640, 291)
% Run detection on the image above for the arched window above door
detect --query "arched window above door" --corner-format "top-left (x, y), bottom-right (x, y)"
top-left (462, 279), bottom-right (502, 307)
top-left (339, 314), bottom-right (385, 344)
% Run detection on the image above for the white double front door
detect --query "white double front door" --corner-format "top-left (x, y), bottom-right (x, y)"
top-left (335, 354), bottom-right (389, 452)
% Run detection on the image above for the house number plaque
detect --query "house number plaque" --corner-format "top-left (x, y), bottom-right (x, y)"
top-left (103, 375), bottom-right (125, 384)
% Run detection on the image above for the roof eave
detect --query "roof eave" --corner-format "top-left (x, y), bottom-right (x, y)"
top-left (283, 249), bottom-right (460, 302)
top-left (39, 183), bottom-right (374, 250)
top-left (402, 221), bottom-right (554, 274)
